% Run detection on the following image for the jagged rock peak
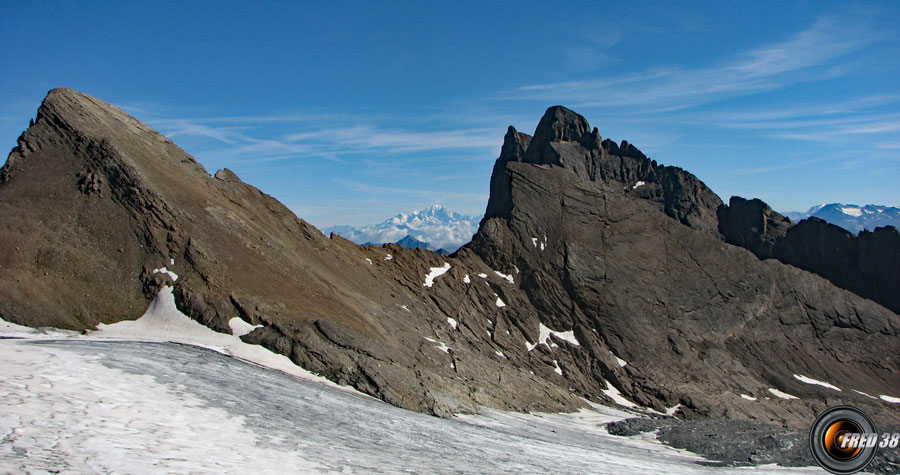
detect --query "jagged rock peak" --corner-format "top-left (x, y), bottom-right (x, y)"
top-left (484, 105), bottom-right (722, 233)
top-left (4, 88), bottom-right (210, 185)
top-left (36, 88), bottom-right (142, 133)
top-left (214, 168), bottom-right (242, 182)
top-left (531, 105), bottom-right (591, 144)
top-left (602, 138), bottom-right (647, 160)
top-left (500, 126), bottom-right (529, 160)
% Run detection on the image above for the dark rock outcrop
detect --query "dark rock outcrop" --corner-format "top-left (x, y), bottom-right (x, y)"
top-left (471, 105), bottom-right (899, 427)
top-left (2, 93), bottom-right (897, 429)
top-left (716, 196), bottom-right (792, 257)
top-left (719, 196), bottom-right (900, 314)
top-left (485, 105), bottom-right (723, 235)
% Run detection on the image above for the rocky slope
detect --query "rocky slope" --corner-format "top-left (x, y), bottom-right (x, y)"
top-left (1, 90), bottom-right (897, 428)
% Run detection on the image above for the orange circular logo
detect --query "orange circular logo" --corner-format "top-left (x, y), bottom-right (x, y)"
top-left (809, 406), bottom-right (878, 474)
top-left (822, 420), bottom-right (862, 460)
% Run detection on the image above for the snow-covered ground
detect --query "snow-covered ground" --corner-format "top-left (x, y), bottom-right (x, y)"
top-left (0, 339), bottom-right (823, 474)
top-left (0, 287), bottom-right (824, 473)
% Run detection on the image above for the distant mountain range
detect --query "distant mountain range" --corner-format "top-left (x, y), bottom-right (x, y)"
top-left (326, 205), bottom-right (482, 252)
top-left (784, 203), bottom-right (900, 233)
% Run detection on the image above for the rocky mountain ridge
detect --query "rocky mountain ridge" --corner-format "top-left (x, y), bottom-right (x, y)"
top-left (718, 197), bottom-right (900, 314)
top-left (785, 203), bottom-right (900, 234)
top-left (1, 90), bottom-right (897, 428)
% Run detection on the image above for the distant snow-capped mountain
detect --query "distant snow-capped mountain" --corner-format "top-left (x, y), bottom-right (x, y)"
top-left (784, 203), bottom-right (900, 233)
top-left (325, 205), bottom-right (482, 252)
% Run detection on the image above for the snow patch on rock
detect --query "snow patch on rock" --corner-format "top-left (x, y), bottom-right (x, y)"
top-left (526, 323), bottom-right (580, 351)
top-left (424, 337), bottom-right (450, 353)
top-left (423, 262), bottom-right (451, 288)
top-left (840, 206), bottom-right (863, 217)
top-left (601, 379), bottom-right (639, 409)
top-left (228, 317), bottom-right (263, 337)
top-left (494, 270), bottom-right (514, 284)
top-left (153, 266), bottom-right (179, 282)
top-left (767, 388), bottom-right (799, 400)
top-left (95, 286), bottom-right (354, 393)
top-left (792, 374), bottom-right (840, 392)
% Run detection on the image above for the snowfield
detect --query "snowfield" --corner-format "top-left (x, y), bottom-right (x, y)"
top-left (0, 290), bottom-right (822, 473)
top-left (0, 339), bottom-right (822, 474)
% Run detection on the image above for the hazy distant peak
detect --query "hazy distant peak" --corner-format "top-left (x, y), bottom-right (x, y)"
top-left (327, 205), bottom-right (482, 252)
top-left (784, 203), bottom-right (900, 233)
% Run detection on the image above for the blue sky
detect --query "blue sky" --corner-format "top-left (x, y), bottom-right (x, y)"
top-left (1, 1), bottom-right (898, 227)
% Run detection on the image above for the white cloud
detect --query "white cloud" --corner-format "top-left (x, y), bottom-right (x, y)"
top-left (502, 18), bottom-right (868, 111)
top-left (143, 115), bottom-right (502, 167)
top-left (283, 125), bottom-right (501, 153)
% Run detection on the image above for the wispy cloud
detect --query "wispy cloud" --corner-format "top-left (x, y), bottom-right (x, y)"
top-left (502, 18), bottom-right (868, 111)
top-left (731, 157), bottom-right (835, 176)
top-left (144, 114), bottom-right (502, 166)
top-left (283, 125), bottom-right (500, 154)
top-left (680, 98), bottom-right (900, 146)
top-left (687, 95), bottom-right (900, 124)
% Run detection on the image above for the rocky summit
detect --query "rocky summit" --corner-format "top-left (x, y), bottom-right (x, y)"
top-left (1, 90), bottom-right (897, 427)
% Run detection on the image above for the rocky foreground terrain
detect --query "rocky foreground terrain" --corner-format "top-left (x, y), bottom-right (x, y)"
top-left (1, 89), bottom-right (897, 432)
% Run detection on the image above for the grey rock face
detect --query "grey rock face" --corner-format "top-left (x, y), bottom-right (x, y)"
top-left (1, 92), bottom-right (897, 428)
top-left (717, 196), bottom-right (792, 257)
top-left (485, 105), bottom-right (722, 235)
top-left (471, 106), bottom-right (899, 426)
